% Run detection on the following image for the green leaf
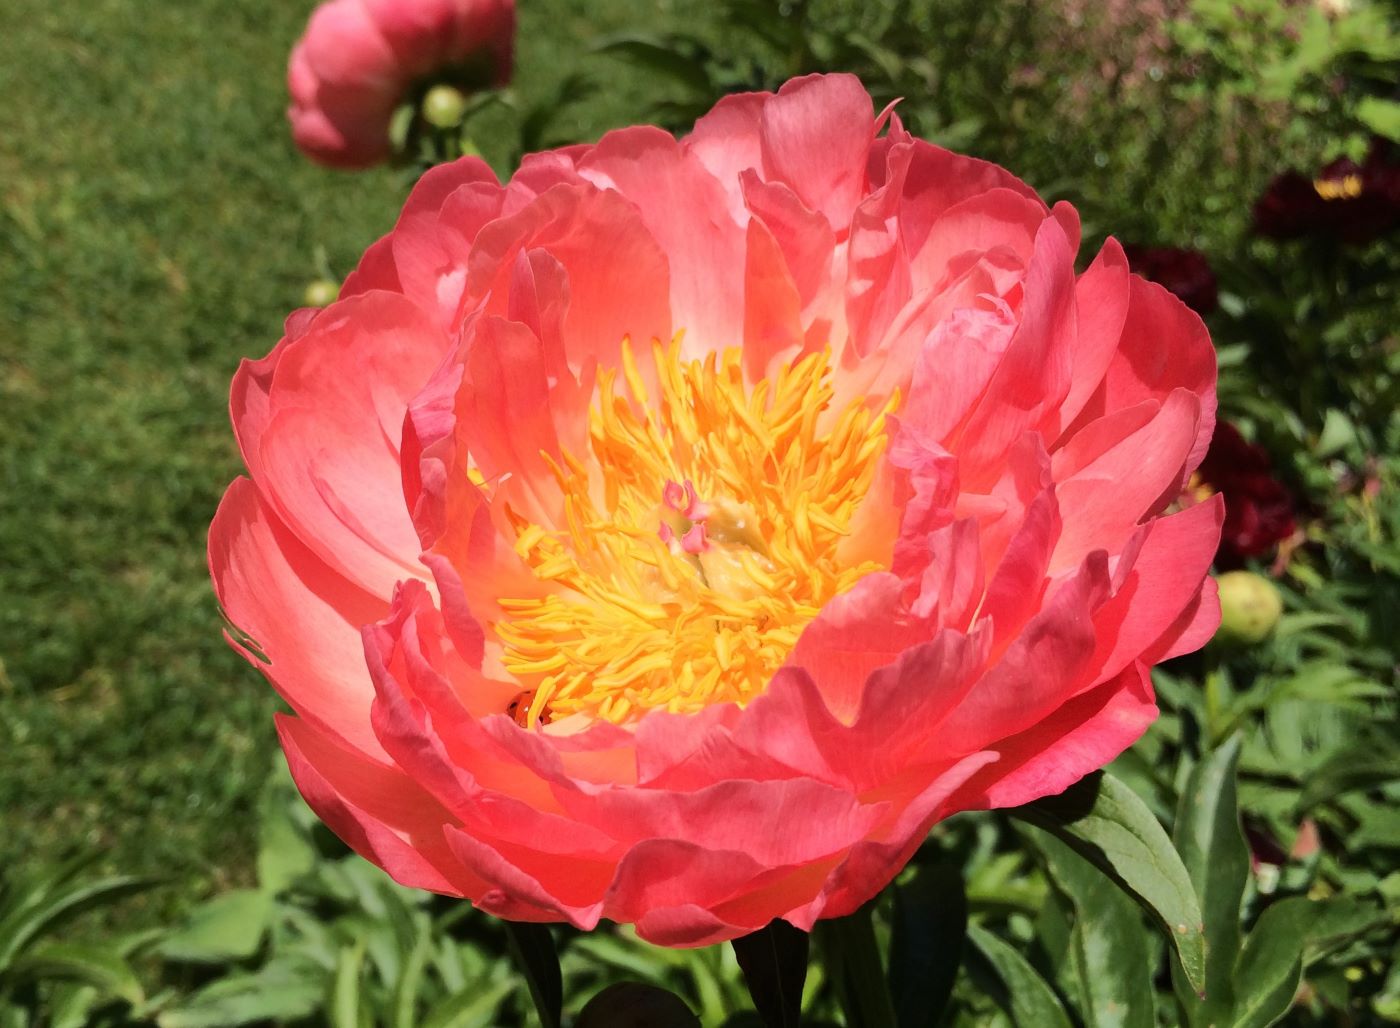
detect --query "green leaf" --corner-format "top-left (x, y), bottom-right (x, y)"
top-left (419, 977), bottom-right (516, 1028)
top-left (1014, 772), bottom-right (1206, 994)
top-left (0, 859), bottom-right (154, 972)
top-left (1032, 831), bottom-right (1155, 1028)
top-left (156, 889), bottom-right (272, 964)
top-left (155, 956), bottom-right (324, 1028)
top-left (1297, 737), bottom-right (1400, 811)
top-left (391, 916), bottom-right (432, 1028)
top-left (965, 923), bottom-right (1073, 1028)
top-left (1232, 897), bottom-right (1387, 1028)
top-left (589, 33), bottom-right (714, 95)
top-left (256, 771), bottom-right (317, 895)
top-left (888, 864), bottom-right (966, 1027)
top-left (730, 919), bottom-right (809, 1028)
top-left (503, 920), bottom-right (562, 1028)
top-left (817, 902), bottom-right (897, 1028)
top-left (1315, 409), bottom-right (1357, 458)
top-left (330, 939), bottom-right (366, 1028)
top-left (1357, 97), bottom-right (1400, 142)
top-left (5, 941), bottom-right (144, 1004)
top-left (1173, 736), bottom-right (1248, 1023)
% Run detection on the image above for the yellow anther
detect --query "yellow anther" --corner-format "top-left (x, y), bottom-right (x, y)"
top-left (495, 342), bottom-right (891, 726)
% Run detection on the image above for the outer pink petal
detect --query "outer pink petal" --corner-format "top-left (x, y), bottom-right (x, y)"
top-left (359, 0), bottom-right (459, 74)
top-left (685, 91), bottom-right (768, 222)
top-left (784, 750), bottom-right (1000, 926)
top-left (1050, 388), bottom-right (1201, 574)
top-left (229, 309), bottom-right (321, 482)
top-left (1148, 575), bottom-right (1220, 662)
top-left (740, 171), bottom-right (837, 317)
top-left (895, 138), bottom-right (1045, 244)
top-left (253, 291), bottom-right (451, 596)
top-left (742, 215), bottom-right (806, 378)
top-left (209, 479), bottom-right (386, 758)
top-left (952, 661), bottom-right (1157, 810)
top-left (300, 0), bottom-right (400, 87)
top-left (568, 778), bottom-right (885, 868)
top-left (1068, 276), bottom-right (1217, 474)
top-left (931, 552), bottom-right (1112, 751)
top-left (1087, 497), bottom-right (1224, 682)
top-left (341, 233), bottom-right (402, 297)
top-left (278, 713), bottom-right (482, 895)
top-left (1049, 238), bottom-right (1131, 440)
top-left (948, 216), bottom-right (1078, 490)
top-left (388, 157), bottom-right (502, 326)
top-left (443, 826), bottom-right (606, 926)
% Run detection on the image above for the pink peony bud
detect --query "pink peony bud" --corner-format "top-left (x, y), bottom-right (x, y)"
top-left (287, 0), bottom-right (514, 169)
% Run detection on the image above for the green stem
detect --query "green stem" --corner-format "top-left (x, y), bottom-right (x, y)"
top-left (502, 920), bottom-right (561, 1028)
top-left (817, 904), bottom-right (896, 1028)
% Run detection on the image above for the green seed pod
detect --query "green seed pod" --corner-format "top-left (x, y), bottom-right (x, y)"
top-left (302, 279), bottom-right (339, 308)
top-left (422, 84), bottom-right (470, 128)
top-left (1215, 570), bottom-right (1283, 645)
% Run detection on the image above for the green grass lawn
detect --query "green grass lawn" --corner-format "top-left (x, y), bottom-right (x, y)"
top-left (0, 0), bottom-right (716, 925)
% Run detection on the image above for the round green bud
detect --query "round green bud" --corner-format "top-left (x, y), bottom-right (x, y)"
top-left (1215, 571), bottom-right (1283, 645)
top-left (302, 279), bottom-right (339, 308)
top-left (422, 84), bottom-right (470, 129)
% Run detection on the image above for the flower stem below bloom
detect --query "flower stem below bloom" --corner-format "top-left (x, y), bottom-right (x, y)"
top-left (816, 903), bottom-right (897, 1028)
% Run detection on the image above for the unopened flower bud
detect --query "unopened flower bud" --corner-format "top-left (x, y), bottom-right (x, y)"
top-left (1215, 571), bottom-right (1283, 645)
top-left (302, 279), bottom-right (339, 308)
top-left (422, 84), bottom-right (469, 128)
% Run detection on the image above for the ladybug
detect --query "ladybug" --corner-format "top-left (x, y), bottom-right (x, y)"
top-left (507, 691), bottom-right (551, 728)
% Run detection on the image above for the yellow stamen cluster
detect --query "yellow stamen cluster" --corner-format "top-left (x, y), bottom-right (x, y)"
top-left (1314, 173), bottom-right (1363, 201)
top-left (493, 339), bottom-right (895, 727)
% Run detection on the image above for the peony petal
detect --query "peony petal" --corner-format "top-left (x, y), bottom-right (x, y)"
top-left (210, 479), bottom-right (387, 758)
top-left (277, 713), bottom-right (481, 894)
top-left (760, 74), bottom-right (875, 230)
top-left (1068, 276), bottom-right (1217, 474)
top-left (389, 157), bottom-right (502, 326)
top-left (1050, 388), bottom-right (1201, 574)
top-left (951, 661), bottom-right (1156, 810)
top-left (254, 291), bottom-right (450, 595)
top-left (1087, 497), bottom-right (1224, 682)
top-left (578, 127), bottom-right (745, 351)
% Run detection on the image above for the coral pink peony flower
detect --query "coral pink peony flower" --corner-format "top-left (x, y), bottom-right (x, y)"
top-left (288, 0), bottom-right (515, 169)
top-left (211, 75), bottom-right (1222, 945)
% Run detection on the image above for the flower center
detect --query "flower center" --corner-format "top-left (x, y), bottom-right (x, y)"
top-left (1314, 173), bottom-right (1363, 201)
top-left (493, 339), bottom-right (895, 727)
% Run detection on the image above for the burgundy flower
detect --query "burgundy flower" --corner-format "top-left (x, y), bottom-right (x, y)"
top-left (1253, 139), bottom-right (1400, 246)
top-left (1123, 245), bottom-right (1218, 315)
top-left (1196, 422), bottom-right (1296, 565)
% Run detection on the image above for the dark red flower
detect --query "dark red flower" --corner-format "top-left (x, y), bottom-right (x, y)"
top-left (1196, 422), bottom-right (1296, 565)
top-left (1123, 245), bottom-right (1218, 315)
top-left (1253, 139), bottom-right (1400, 246)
